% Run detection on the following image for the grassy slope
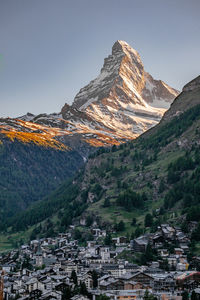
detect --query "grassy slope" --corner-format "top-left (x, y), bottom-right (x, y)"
top-left (83, 146), bottom-right (185, 229)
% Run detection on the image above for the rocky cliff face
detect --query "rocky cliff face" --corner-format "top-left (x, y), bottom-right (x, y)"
top-left (160, 75), bottom-right (200, 124)
top-left (72, 40), bottom-right (179, 138)
top-left (142, 72), bottom-right (178, 108)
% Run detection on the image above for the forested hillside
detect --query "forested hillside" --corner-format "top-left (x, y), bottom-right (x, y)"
top-left (1, 76), bottom-right (200, 250)
top-left (0, 138), bottom-right (83, 223)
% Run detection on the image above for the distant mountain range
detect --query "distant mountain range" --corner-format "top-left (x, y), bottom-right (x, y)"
top-left (0, 40), bottom-right (179, 221)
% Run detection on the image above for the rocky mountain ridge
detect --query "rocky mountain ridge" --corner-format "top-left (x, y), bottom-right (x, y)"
top-left (0, 40), bottom-right (179, 149)
top-left (160, 75), bottom-right (200, 124)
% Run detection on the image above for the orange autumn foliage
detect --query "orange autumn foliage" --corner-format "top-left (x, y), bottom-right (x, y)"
top-left (0, 129), bottom-right (67, 150)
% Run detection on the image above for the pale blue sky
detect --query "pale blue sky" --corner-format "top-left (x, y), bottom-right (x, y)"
top-left (0, 0), bottom-right (200, 117)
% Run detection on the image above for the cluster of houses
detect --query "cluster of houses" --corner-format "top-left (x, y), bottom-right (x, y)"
top-left (132, 223), bottom-right (194, 271)
top-left (0, 223), bottom-right (199, 300)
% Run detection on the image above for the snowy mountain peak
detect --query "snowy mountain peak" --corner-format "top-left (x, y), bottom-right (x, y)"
top-left (72, 41), bottom-right (145, 111)
top-left (113, 40), bottom-right (141, 62)
top-left (71, 40), bottom-right (179, 137)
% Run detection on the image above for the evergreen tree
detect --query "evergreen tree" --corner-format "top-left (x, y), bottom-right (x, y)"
top-left (80, 282), bottom-right (88, 296)
top-left (191, 291), bottom-right (197, 300)
top-left (191, 222), bottom-right (200, 241)
top-left (62, 286), bottom-right (71, 300)
top-left (71, 270), bottom-right (77, 285)
top-left (115, 220), bottom-right (125, 232)
top-left (104, 233), bottom-right (112, 246)
top-left (145, 214), bottom-right (153, 227)
top-left (158, 178), bottom-right (165, 193)
top-left (92, 270), bottom-right (98, 288)
top-left (131, 217), bottom-right (136, 226)
top-left (86, 215), bottom-right (93, 227)
top-left (103, 198), bottom-right (110, 208)
top-left (74, 229), bottom-right (82, 241)
top-left (118, 220), bottom-right (125, 231)
top-left (135, 226), bottom-right (143, 237)
top-left (140, 244), bottom-right (154, 265)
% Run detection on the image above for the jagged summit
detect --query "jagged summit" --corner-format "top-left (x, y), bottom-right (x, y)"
top-left (112, 40), bottom-right (140, 58)
top-left (72, 40), bottom-right (145, 111)
top-left (72, 40), bottom-right (179, 137)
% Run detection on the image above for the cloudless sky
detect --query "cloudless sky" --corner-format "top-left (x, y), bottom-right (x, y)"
top-left (0, 0), bottom-right (200, 117)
